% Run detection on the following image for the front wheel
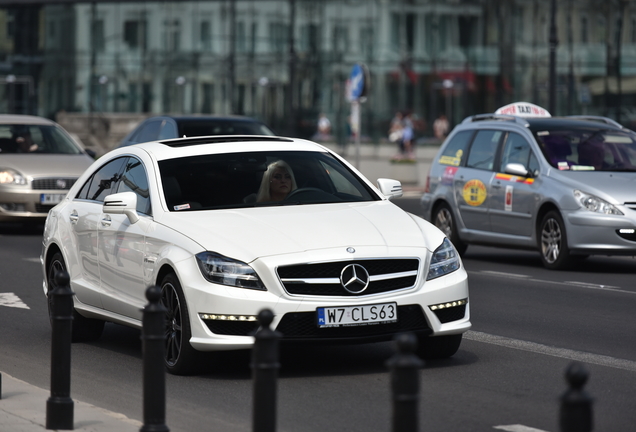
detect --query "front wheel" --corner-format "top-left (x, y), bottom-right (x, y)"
top-left (161, 272), bottom-right (200, 375)
top-left (432, 203), bottom-right (467, 255)
top-left (46, 251), bottom-right (104, 342)
top-left (539, 210), bottom-right (573, 270)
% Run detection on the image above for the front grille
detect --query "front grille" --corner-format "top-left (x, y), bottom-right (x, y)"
top-left (433, 304), bottom-right (466, 323)
top-left (31, 178), bottom-right (77, 190)
top-left (277, 259), bottom-right (420, 297)
top-left (275, 304), bottom-right (430, 341)
top-left (35, 204), bottom-right (55, 213)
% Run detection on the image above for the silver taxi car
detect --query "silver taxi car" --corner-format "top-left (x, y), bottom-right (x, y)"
top-left (421, 102), bottom-right (636, 269)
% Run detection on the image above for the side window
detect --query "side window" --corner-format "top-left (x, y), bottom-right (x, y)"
top-left (499, 132), bottom-right (533, 172)
top-left (136, 120), bottom-right (162, 143)
top-left (117, 157), bottom-right (152, 215)
top-left (85, 157), bottom-right (128, 202)
top-left (438, 130), bottom-right (473, 166)
top-left (466, 130), bottom-right (503, 171)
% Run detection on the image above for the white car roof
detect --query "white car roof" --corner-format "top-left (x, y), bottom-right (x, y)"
top-left (109, 135), bottom-right (330, 161)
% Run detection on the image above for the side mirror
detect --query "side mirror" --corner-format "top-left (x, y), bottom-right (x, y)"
top-left (103, 191), bottom-right (139, 224)
top-left (376, 178), bottom-right (403, 199)
top-left (505, 163), bottom-right (530, 177)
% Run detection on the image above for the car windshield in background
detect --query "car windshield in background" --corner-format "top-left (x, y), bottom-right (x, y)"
top-left (159, 150), bottom-right (379, 211)
top-left (0, 124), bottom-right (82, 155)
top-left (534, 127), bottom-right (636, 172)
top-left (177, 119), bottom-right (275, 137)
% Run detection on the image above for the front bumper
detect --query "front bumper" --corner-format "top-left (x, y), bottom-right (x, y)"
top-left (176, 247), bottom-right (471, 352)
top-left (565, 208), bottom-right (636, 255)
top-left (0, 186), bottom-right (68, 222)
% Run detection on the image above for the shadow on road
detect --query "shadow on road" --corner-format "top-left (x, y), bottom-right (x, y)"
top-left (0, 222), bottom-right (45, 236)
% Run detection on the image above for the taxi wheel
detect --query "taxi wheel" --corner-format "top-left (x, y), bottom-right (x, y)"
top-left (46, 251), bottom-right (104, 342)
top-left (432, 203), bottom-right (467, 255)
top-left (160, 272), bottom-right (200, 375)
top-left (539, 211), bottom-right (573, 270)
top-left (416, 334), bottom-right (462, 359)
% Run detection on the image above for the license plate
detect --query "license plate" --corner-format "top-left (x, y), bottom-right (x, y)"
top-left (317, 302), bottom-right (397, 328)
top-left (40, 193), bottom-right (66, 205)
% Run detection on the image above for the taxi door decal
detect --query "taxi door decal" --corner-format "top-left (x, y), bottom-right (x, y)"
top-left (462, 179), bottom-right (487, 206)
top-left (505, 185), bottom-right (513, 211)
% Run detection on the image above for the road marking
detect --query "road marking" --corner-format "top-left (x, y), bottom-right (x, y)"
top-left (493, 425), bottom-right (549, 432)
top-left (0, 292), bottom-right (30, 309)
top-left (465, 331), bottom-right (636, 372)
top-left (471, 270), bottom-right (633, 295)
top-left (480, 271), bottom-right (531, 278)
top-left (23, 257), bottom-right (41, 263)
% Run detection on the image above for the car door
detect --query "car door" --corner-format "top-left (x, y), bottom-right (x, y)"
top-left (453, 129), bottom-right (503, 232)
top-left (98, 157), bottom-right (153, 319)
top-left (489, 132), bottom-right (542, 237)
top-left (68, 157), bottom-right (128, 308)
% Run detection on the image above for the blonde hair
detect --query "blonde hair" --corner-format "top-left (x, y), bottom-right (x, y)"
top-left (256, 160), bottom-right (298, 202)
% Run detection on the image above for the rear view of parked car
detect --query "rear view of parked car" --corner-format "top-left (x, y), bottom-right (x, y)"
top-left (421, 102), bottom-right (636, 269)
top-left (0, 115), bottom-right (95, 223)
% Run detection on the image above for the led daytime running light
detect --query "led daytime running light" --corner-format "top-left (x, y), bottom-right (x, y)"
top-left (199, 313), bottom-right (258, 322)
top-left (429, 298), bottom-right (468, 311)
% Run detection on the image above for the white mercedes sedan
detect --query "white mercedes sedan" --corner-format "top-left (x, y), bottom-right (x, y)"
top-left (41, 135), bottom-right (470, 374)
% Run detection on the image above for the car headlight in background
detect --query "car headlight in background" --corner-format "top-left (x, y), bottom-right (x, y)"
top-left (195, 251), bottom-right (265, 290)
top-left (426, 238), bottom-right (460, 280)
top-left (573, 190), bottom-right (623, 215)
top-left (0, 168), bottom-right (27, 185)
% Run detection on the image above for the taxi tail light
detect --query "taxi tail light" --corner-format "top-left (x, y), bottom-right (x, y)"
top-left (424, 168), bottom-right (431, 193)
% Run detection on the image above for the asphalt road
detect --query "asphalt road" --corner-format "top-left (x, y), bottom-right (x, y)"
top-left (1, 200), bottom-right (636, 432)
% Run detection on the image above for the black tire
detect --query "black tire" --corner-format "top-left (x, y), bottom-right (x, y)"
top-left (46, 251), bottom-right (104, 342)
top-left (539, 210), bottom-right (573, 270)
top-left (432, 203), bottom-right (467, 255)
top-left (161, 272), bottom-right (200, 375)
top-left (416, 334), bottom-right (463, 359)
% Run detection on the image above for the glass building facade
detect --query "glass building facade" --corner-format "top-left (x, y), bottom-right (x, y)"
top-left (0, 0), bottom-right (635, 143)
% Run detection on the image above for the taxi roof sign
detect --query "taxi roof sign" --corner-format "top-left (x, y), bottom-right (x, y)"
top-left (495, 102), bottom-right (551, 118)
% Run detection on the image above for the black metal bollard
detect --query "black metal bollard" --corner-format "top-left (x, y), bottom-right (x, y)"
top-left (387, 333), bottom-right (424, 432)
top-left (560, 361), bottom-right (593, 432)
top-left (46, 270), bottom-right (74, 430)
top-left (140, 286), bottom-right (169, 432)
top-left (252, 309), bottom-right (281, 432)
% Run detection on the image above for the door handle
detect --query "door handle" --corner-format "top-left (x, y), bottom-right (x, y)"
top-left (69, 211), bottom-right (79, 224)
top-left (101, 215), bottom-right (112, 227)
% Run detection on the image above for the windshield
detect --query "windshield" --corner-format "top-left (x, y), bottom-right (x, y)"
top-left (534, 127), bottom-right (636, 172)
top-left (0, 124), bottom-right (83, 155)
top-left (177, 119), bottom-right (275, 137)
top-left (158, 151), bottom-right (379, 211)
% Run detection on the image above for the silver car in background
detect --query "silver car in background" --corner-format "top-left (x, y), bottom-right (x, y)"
top-left (0, 115), bottom-right (95, 223)
top-left (420, 102), bottom-right (636, 269)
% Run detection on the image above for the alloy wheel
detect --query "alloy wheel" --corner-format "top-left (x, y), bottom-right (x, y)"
top-left (161, 282), bottom-right (183, 367)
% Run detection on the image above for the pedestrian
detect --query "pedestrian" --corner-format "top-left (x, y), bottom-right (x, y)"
top-left (315, 113), bottom-right (332, 140)
top-left (388, 111), bottom-right (404, 159)
top-left (433, 114), bottom-right (449, 141)
top-left (401, 113), bottom-right (415, 160)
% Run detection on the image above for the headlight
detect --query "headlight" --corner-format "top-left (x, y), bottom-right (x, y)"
top-left (195, 252), bottom-right (265, 290)
top-left (0, 168), bottom-right (27, 185)
top-left (427, 238), bottom-right (460, 280)
top-left (573, 190), bottom-right (623, 215)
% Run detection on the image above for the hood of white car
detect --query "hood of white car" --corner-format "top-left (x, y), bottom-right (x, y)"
top-left (159, 201), bottom-right (433, 262)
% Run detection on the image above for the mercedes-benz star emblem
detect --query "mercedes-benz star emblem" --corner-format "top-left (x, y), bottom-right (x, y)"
top-left (340, 264), bottom-right (370, 294)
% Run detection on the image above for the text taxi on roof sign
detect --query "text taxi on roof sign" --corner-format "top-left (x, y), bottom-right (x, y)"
top-left (420, 102), bottom-right (636, 270)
